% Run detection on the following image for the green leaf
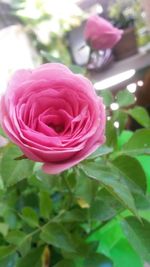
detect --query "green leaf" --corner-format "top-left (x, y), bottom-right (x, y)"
top-left (106, 120), bottom-right (117, 148)
top-left (84, 253), bottom-right (113, 267)
top-left (116, 90), bottom-right (135, 107)
top-left (113, 110), bottom-right (128, 133)
top-left (6, 230), bottom-right (26, 246)
top-left (0, 223), bottom-right (9, 236)
top-left (112, 155), bottom-right (147, 193)
top-left (1, 145), bottom-right (34, 187)
top-left (53, 259), bottom-right (75, 267)
top-left (69, 64), bottom-right (85, 75)
top-left (127, 106), bottom-right (150, 128)
top-left (121, 217), bottom-right (150, 262)
top-left (39, 191), bottom-right (52, 219)
top-left (123, 129), bottom-right (150, 156)
top-left (0, 253), bottom-right (18, 267)
top-left (21, 207), bottom-right (39, 228)
top-left (90, 189), bottom-right (122, 221)
top-left (100, 90), bottom-right (113, 107)
top-left (0, 246), bottom-right (15, 260)
top-left (6, 230), bottom-right (31, 256)
top-left (87, 146), bottom-right (113, 160)
top-left (81, 162), bottom-right (138, 217)
top-left (58, 209), bottom-right (87, 223)
top-left (40, 223), bottom-right (75, 252)
top-left (16, 246), bottom-right (44, 267)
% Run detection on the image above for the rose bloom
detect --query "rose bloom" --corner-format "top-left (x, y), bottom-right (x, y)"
top-left (0, 63), bottom-right (106, 174)
top-left (84, 15), bottom-right (123, 51)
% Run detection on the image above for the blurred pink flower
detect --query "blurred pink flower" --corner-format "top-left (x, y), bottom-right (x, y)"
top-left (0, 63), bottom-right (106, 174)
top-left (84, 15), bottom-right (123, 51)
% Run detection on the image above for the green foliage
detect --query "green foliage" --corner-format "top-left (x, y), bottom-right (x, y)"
top-left (116, 90), bottom-right (135, 107)
top-left (0, 42), bottom-right (149, 267)
top-left (127, 106), bottom-right (150, 128)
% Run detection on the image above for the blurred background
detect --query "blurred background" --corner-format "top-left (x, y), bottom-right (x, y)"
top-left (0, 0), bottom-right (150, 123)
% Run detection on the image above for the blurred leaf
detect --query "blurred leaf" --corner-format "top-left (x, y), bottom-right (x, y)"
top-left (0, 246), bottom-right (15, 260)
top-left (84, 253), bottom-right (113, 267)
top-left (100, 90), bottom-right (113, 107)
top-left (53, 259), bottom-right (75, 267)
top-left (90, 188), bottom-right (122, 221)
top-left (74, 170), bottom-right (98, 205)
top-left (81, 162), bottom-right (138, 217)
top-left (40, 223), bottom-right (75, 252)
top-left (0, 223), bottom-right (9, 237)
top-left (0, 253), bottom-right (18, 267)
top-left (87, 146), bottom-right (113, 160)
top-left (121, 217), bottom-right (150, 262)
top-left (106, 120), bottom-right (117, 148)
top-left (112, 155), bottom-right (147, 193)
top-left (69, 65), bottom-right (85, 75)
top-left (40, 52), bottom-right (62, 63)
top-left (1, 145), bottom-right (34, 187)
top-left (6, 229), bottom-right (31, 256)
top-left (21, 207), bottom-right (39, 228)
top-left (116, 90), bottom-right (135, 107)
top-left (110, 238), bottom-right (143, 267)
top-left (16, 246), bottom-right (44, 267)
top-left (127, 106), bottom-right (150, 128)
top-left (6, 230), bottom-right (26, 246)
top-left (123, 129), bottom-right (150, 156)
top-left (113, 110), bottom-right (128, 132)
top-left (39, 191), bottom-right (52, 219)
top-left (57, 209), bottom-right (87, 223)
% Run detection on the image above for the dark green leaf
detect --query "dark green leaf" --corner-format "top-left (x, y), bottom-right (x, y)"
top-left (16, 246), bottom-right (44, 267)
top-left (81, 162), bottom-right (138, 217)
top-left (0, 246), bottom-right (15, 260)
top-left (39, 191), bottom-right (52, 219)
top-left (21, 207), bottom-right (39, 228)
top-left (1, 145), bottom-right (34, 186)
top-left (116, 90), bottom-right (135, 107)
top-left (6, 230), bottom-right (31, 256)
top-left (112, 155), bottom-right (147, 193)
top-left (106, 120), bottom-right (117, 148)
top-left (53, 259), bottom-right (75, 267)
top-left (90, 188), bottom-right (122, 221)
top-left (6, 230), bottom-right (26, 246)
top-left (127, 106), bottom-right (150, 128)
top-left (40, 223), bottom-right (75, 252)
top-left (121, 217), bottom-right (150, 262)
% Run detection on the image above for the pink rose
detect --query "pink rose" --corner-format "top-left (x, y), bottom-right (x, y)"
top-left (0, 63), bottom-right (105, 174)
top-left (84, 15), bottom-right (123, 51)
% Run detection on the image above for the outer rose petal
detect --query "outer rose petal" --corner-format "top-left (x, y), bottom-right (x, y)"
top-left (0, 63), bottom-right (106, 174)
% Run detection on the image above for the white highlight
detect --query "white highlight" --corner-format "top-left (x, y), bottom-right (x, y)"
top-left (137, 80), bottom-right (144, 87)
top-left (110, 103), bottom-right (119, 111)
top-left (127, 83), bottom-right (137, 93)
top-left (94, 69), bottom-right (136, 90)
top-left (114, 121), bottom-right (120, 128)
top-left (107, 116), bottom-right (111, 121)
